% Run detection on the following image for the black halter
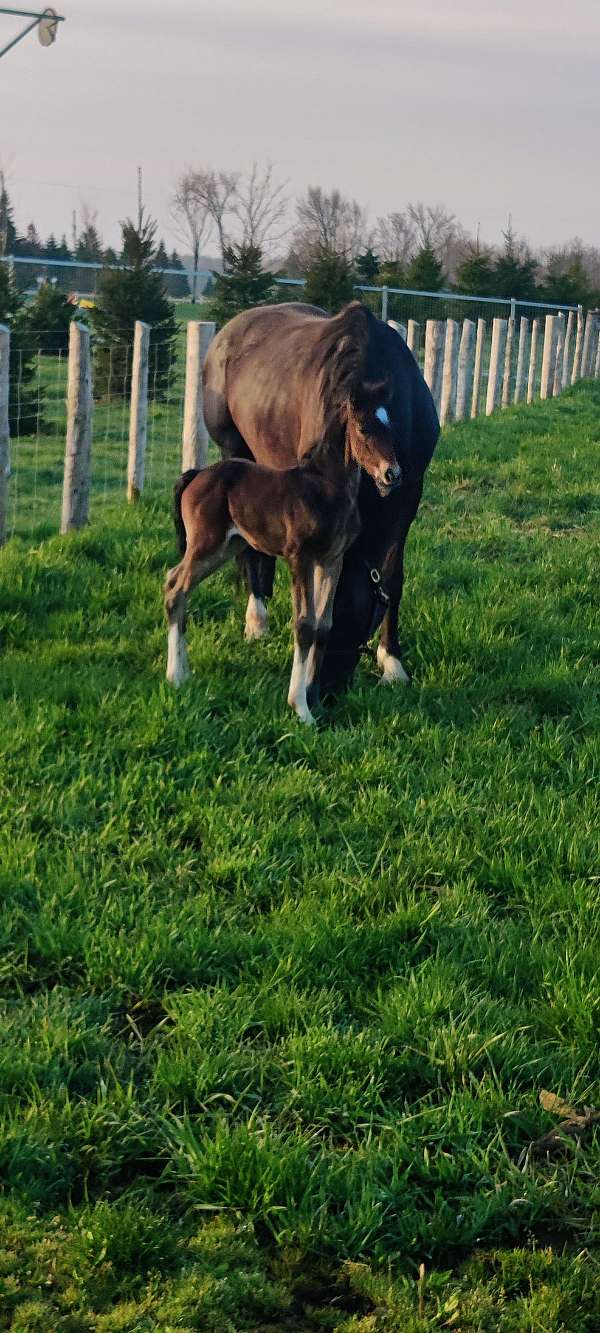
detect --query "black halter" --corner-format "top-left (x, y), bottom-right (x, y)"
top-left (362, 560), bottom-right (390, 645)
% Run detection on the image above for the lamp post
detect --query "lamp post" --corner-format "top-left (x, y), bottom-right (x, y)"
top-left (0, 7), bottom-right (65, 59)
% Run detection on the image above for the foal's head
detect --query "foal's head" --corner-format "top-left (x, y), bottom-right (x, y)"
top-left (345, 382), bottom-right (402, 497)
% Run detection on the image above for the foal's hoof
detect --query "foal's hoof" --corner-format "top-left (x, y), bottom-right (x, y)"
top-left (166, 668), bottom-right (190, 688)
top-left (376, 645), bottom-right (410, 684)
top-left (288, 698), bottom-right (316, 725)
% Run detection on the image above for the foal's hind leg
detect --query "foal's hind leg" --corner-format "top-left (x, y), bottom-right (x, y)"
top-left (165, 534), bottom-right (246, 686)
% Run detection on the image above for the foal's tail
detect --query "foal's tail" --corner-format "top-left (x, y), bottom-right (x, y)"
top-left (173, 469), bottom-right (200, 557)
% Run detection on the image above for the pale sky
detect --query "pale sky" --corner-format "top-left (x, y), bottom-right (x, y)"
top-left (2, 0), bottom-right (599, 256)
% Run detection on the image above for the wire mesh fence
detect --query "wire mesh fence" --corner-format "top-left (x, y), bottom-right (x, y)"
top-left (0, 302), bottom-right (597, 548)
top-left (4, 327), bottom-right (188, 542)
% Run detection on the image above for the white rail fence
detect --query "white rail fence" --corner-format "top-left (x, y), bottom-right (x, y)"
top-left (0, 309), bottom-right (598, 546)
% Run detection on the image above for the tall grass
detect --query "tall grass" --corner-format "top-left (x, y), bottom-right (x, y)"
top-left (0, 384), bottom-right (599, 1330)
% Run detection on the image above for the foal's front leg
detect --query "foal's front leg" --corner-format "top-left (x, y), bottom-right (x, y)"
top-left (305, 558), bottom-right (343, 712)
top-left (287, 559), bottom-right (316, 724)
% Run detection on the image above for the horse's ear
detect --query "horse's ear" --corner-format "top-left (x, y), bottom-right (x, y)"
top-left (351, 378), bottom-right (391, 409)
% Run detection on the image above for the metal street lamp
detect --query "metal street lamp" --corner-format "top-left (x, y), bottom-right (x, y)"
top-left (0, 7), bottom-right (65, 60)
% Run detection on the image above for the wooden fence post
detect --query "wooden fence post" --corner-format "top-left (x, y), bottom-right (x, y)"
top-left (562, 310), bottom-right (575, 388)
top-left (594, 327), bottom-right (600, 379)
top-left (501, 316), bottom-right (515, 407)
top-left (61, 322), bottom-right (93, 534)
top-left (571, 308), bottom-right (584, 384)
top-left (387, 319), bottom-right (407, 341)
top-left (182, 320), bottom-right (215, 471)
top-left (552, 314), bottom-right (565, 397)
top-left (581, 311), bottom-right (596, 378)
top-left (485, 318), bottom-right (507, 415)
top-left (540, 315), bottom-right (557, 399)
top-left (424, 320), bottom-right (445, 414)
top-left (470, 318), bottom-right (486, 418)
top-left (127, 320), bottom-right (150, 502)
top-left (0, 325), bottom-right (9, 548)
top-left (527, 318), bottom-right (540, 403)
top-left (440, 319), bottom-right (459, 426)
top-left (455, 319), bottom-right (475, 421)
top-left (407, 319), bottom-right (420, 357)
top-left (513, 317), bottom-right (529, 404)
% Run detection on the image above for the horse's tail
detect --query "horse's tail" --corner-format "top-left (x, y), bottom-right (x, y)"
top-left (173, 469), bottom-right (200, 557)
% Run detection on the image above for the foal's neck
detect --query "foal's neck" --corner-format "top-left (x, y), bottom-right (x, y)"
top-left (303, 437), bottom-right (358, 495)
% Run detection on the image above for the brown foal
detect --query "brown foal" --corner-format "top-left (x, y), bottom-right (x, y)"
top-left (164, 397), bottom-right (400, 724)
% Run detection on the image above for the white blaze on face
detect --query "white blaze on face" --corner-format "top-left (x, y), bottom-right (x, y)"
top-left (375, 405), bottom-right (391, 427)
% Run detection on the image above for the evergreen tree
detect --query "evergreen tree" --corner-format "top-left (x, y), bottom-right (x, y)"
top-left (205, 243), bottom-right (278, 326)
top-left (454, 246), bottom-right (496, 295)
top-left (0, 177), bottom-right (17, 255)
top-left (76, 224), bottom-right (103, 262)
top-left (44, 234), bottom-right (61, 259)
top-left (90, 211), bottom-right (177, 399)
top-left (539, 253), bottom-right (590, 308)
top-left (377, 259), bottom-right (406, 289)
top-left (25, 281), bottom-right (78, 355)
top-left (355, 248), bottom-right (380, 282)
top-left (406, 244), bottom-right (445, 291)
top-left (154, 239), bottom-right (169, 268)
top-left (302, 247), bottom-right (355, 313)
top-left (56, 235), bottom-right (72, 260)
top-left (23, 222), bottom-right (43, 255)
top-left (166, 249), bottom-right (190, 300)
top-left (493, 227), bottom-right (538, 300)
top-left (0, 264), bottom-right (42, 434)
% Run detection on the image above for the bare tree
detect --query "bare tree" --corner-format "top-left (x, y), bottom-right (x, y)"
top-left (171, 170), bottom-right (214, 302)
top-left (406, 202), bottom-right (457, 251)
top-left (189, 169), bottom-right (239, 267)
top-left (376, 211), bottom-right (416, 266)
top-left (231, 161), bottom-right (288, 254)
top-left (293, 186), bottom-right (370, 267)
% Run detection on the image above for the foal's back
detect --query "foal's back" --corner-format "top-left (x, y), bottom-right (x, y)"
top-left (180, 457), bottom-right (348, 563)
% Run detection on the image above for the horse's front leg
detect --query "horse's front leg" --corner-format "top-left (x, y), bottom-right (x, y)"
top-left (305, 557), bottom-right (344, 712)
top-left (287, 559), bottom-right (316, 724)
top-left (376, 537), bottom-right (410, 685)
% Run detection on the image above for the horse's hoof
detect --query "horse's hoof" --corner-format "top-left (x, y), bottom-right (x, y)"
top-left (376, 645), bottom-right (410, 684)
top-left (244, 596), bottom-right (269, 641)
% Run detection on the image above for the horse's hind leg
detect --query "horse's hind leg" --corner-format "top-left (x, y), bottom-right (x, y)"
top-left (244, 551), bottom-right (275, 640)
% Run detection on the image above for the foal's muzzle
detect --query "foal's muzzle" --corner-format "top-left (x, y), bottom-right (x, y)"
top-left (376, 462), bottom-right (402, 497)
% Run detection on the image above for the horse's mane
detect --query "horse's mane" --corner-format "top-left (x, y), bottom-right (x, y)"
top-left (312, 301), bottom-right (378, 426)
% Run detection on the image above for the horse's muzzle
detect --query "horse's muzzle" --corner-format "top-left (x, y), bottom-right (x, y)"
top-left (376, 463), bottom-right (403, 497)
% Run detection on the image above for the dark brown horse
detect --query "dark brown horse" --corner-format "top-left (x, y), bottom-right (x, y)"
top-left (165, 367), bottom-right (400, 722)
top-left (177, 300), bottom-right (440, 694)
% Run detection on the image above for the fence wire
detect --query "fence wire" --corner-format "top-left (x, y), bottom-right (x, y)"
top-left (1, 306), bottom-right (597, 546)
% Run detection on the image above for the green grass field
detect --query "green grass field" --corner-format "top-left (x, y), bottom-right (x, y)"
top-left (1, 385), bottom-right (599, 1330)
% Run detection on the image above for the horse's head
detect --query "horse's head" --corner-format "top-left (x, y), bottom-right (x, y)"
top-left (345, 380), bottom-right (402, 497)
